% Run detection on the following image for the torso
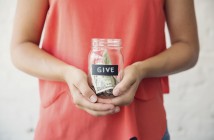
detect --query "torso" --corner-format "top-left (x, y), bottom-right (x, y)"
top-left (35, 0), bottom-right (168, 139)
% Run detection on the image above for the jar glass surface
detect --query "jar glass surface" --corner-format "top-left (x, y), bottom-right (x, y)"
top-left (88, 38), bottom-right (123, 97)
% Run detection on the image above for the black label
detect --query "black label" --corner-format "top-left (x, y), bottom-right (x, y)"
top-left (130, 137), bottom-right (138, 140)
top-left (92, 64), bottom-right (118, 76)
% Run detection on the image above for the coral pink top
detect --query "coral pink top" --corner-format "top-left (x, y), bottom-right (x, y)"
top-left (35, 0), bottom-right (169, 139)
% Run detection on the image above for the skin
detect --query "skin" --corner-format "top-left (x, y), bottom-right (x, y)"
top-left (11, 0), bottom-right (199, 116)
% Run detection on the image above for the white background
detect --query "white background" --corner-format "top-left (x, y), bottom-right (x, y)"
top-left (0, 0), bottom-right (214, 139)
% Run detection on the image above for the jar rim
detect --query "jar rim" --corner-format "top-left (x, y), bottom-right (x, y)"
top-left (92, 38), bottom-right (122, 47)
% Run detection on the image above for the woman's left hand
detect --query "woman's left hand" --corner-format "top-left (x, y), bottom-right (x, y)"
top-left (108, 63), bottom-right (143, 106)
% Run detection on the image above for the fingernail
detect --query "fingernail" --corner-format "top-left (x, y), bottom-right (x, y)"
top-left (113, 89), bottom-right (120, 96)
top-left (115, 107), bottom-right (120, 113)
top-left (90, 95), bottom-right (97, 103)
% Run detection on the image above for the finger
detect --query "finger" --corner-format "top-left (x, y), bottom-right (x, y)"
top-left (71, 85), bottom-right (115, 111)
top-left (110, 93), bottom-right (130, 106)
top-left (111, 84), bottom-right (137, 106)
top-left (82, 99), bottom-right (115, 111)
top-left (74, 80), bottom-right (97, 103)
top-left (97, 97), bottom-right (113, 104)
top-left (84, 106), bottom-right (120, 117)
top-left (113, 74), bottom-right (136, 96)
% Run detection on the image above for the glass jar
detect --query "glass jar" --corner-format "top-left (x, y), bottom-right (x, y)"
top-left (88, 38), bottom-right (123, 97)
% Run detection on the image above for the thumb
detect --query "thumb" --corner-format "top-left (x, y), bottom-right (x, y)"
top-left (113, 75), bottom-right (135, 96)
top-left (75, 80), bottom-right (98, 103)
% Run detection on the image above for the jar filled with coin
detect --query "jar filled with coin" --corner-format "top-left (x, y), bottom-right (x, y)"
top-left (88, 38), bottom-right (124, 97)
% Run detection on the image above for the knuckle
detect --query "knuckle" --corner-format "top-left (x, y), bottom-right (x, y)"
top-left (82, 89), bottom-right (92, 97)
top-left (75, 77), bottom-right (86, 88)
top-left (73, 98), bottom-right (81, 105)
top-left (75, 80), bottom-right (82, 88)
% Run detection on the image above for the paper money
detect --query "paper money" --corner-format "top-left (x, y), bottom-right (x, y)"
top-left (92, 75), bottom-right (117, 94)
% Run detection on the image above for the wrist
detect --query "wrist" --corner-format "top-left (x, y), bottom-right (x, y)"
top-left (61, 65), bottom-right (77, 82)
top-left (132, 61), bottom-right (148, 80)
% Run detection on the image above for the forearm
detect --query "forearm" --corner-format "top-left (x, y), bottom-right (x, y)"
top-left (134, 41), bottom-right (199, 79)
top-left (11, 42), bottom-right (74, 82)
top-left (133, 0), bottom-right (199, 80)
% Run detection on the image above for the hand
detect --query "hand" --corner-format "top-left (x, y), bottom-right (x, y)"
top-left (109, 64), bottom-right (143, 106)
top-left (63, 66), bottom-right (120, 116)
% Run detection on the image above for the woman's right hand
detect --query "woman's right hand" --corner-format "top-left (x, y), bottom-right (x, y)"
top-left (63, 66), bottom-right (120, 117)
